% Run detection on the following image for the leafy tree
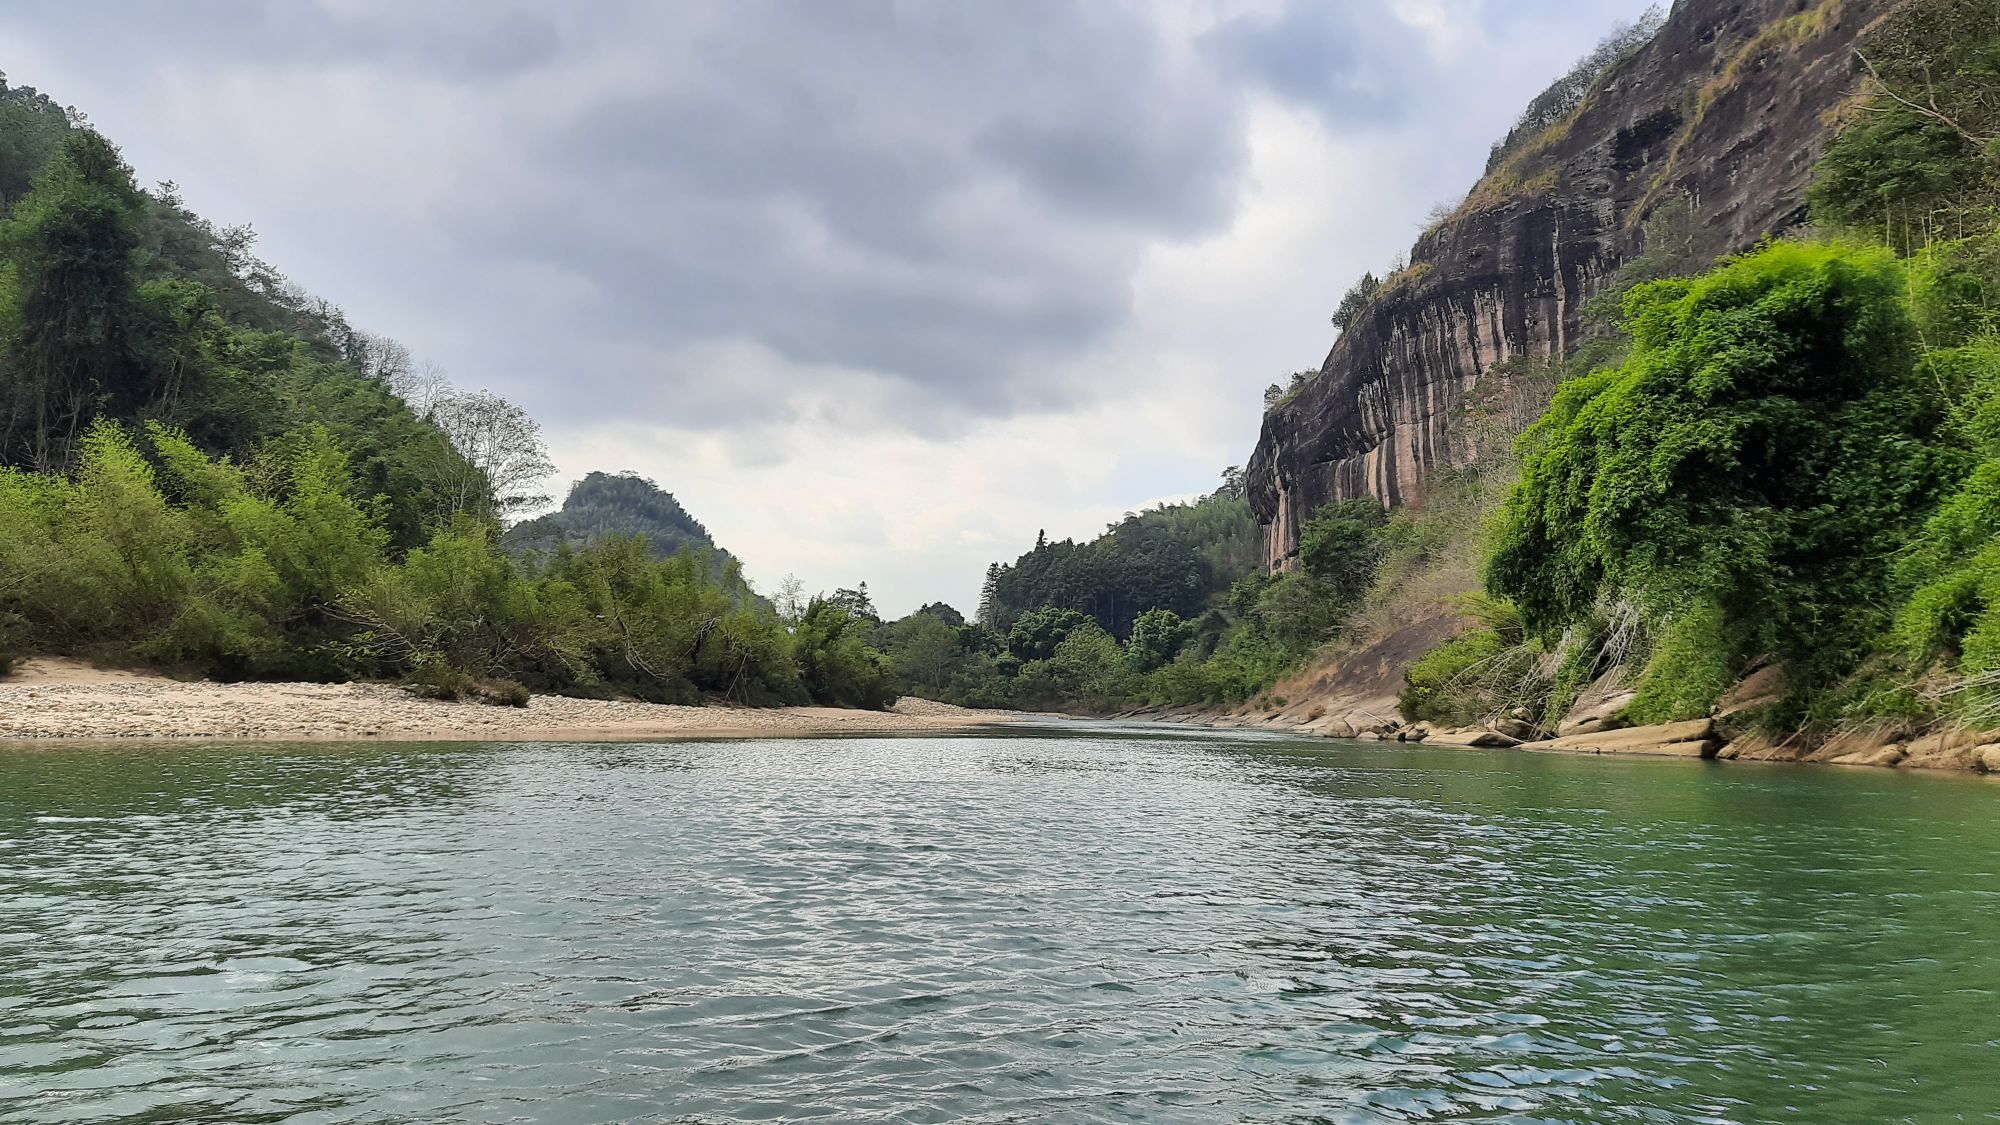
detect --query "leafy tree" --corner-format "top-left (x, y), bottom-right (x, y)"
top-left (1810, 0), bottom-right (2000, 250)
top-left (1296, 498), bottom-right (1388, 604)
top-left (1125, 607), bottom-right (1190, 672)
top-left (880, 611), bottom-right (961, 697)
top-left (1330, 273), bottom-right (1381, 332)
top-left (793, 598), bottom-right (891, 708)
top-left (1253, 573), bottom-right (1351, 655)
top-left (0, 130), bottom-right (149, 469)
top-left (1007, 605), bottom-right (1092, 662)
top-left (827, 583), bottom-right (879, 622)
top-left (1017, 621), bottom-right (1133, 709)
top-left (0, 74), bottom-right (74, 208)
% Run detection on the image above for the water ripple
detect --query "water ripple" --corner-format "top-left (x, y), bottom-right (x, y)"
top-left (3, 731), bottom-right (1999, 1122)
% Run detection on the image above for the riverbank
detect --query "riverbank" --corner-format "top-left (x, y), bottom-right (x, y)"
top-left (0, 659), bottom-right (1020, 743)
top-left (1118, 700), bottom-right (2000, 776)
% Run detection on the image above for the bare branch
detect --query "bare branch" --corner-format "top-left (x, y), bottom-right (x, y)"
top-left (1854, 49), bottom-right (1995, 148)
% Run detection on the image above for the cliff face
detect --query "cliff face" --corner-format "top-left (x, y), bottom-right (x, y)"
top-left (1247, 0), bottom-right (1889, 570)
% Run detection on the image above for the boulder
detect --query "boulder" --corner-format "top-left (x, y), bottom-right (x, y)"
top-left (1520, 718), bottom-right (1719, 759)
top-left (1978, 745), bottom-right (2000, 774)
top-left (1490, 717), bottom-right (1537, 741)
top-left (1715, 663), bottom-right (1784, 719)
top-left (1724, 730), bottom-right (1806, 762)
top-left (1903, 727), bottom-right (1986, 771)
top-left (1557, 689), bottom-right (1638, 737)
top-left (1428, 729), bottom-right (1523, 749)
top-left (1809, 724), bottom-right (1909, 764)
top-left (1829, 744), bottom-right (1909, 768)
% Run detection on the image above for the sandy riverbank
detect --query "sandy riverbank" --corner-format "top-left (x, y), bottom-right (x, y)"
top-left (0, 659), bottom-right (1021, 743)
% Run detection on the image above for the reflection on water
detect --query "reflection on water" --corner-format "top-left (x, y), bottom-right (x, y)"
top-left (2, 732), bottom-right (1998, 1123)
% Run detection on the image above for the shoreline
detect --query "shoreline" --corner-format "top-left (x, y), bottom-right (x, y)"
top-left (1115, 702), bottom-right (2000, 777)
top-left (0, 659), bottom-right (1022, 745)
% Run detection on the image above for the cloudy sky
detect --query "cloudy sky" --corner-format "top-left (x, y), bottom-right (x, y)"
top-left (4, 0), bottom-right (1653, 615)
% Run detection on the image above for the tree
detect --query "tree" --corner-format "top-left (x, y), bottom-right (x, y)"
top-left (976, 563), bottom-right (1002, 627)
top-left (1297, 499), bottom-right (1388, 605)
top-left (1029, 622), bottom-right (1136, 708)
top-left (1255, 573), bottom-right (1352, 655)
top-left (1126, 607), bottom-right (1190, 672)
top-left (1330, 273), bottom-right (1381, 332)
top-left (425, 387), bottom-right (553, 522)
top-left (0, 130), bottom-right (149, 469)
top-left (793, 598), bottom-right (890, 708)
top-left (1008, 606), bottom-right (1091, 661)
top-left (354, 332), bottom-right (413, 390)
top-left (827, 582), bottom-right (878, 622)
top-left (884, 611), bottom-right (961, 696)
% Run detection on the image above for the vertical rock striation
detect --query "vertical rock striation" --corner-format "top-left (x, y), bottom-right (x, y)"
top-left (1247, 0), bottom-right (1895, 570)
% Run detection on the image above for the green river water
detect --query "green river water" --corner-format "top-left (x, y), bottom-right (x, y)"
top-left (2, 724), bottom-right (1998, 1123)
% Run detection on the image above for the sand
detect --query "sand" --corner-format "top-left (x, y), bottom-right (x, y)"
top-left (0, 658), bottom-right (1020, 743)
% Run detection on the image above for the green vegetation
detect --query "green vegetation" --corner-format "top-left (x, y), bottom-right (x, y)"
top-left (1488, 240), bottom-right (1956, 719)
top-left (0, 419), bottom-right (901, 706)
top-left (504, 471), bottom-right (739, 568)
top-left (0, 80), bottom-right (898, 711)
top-left (1399, 611), bottom-right (1520, 727)
top-left (921, 470), bottom-right (1395, 715)
top-left (979, 471), bottom-right (1258, 638)
top-left (1399, 0), bottom-right (2000, 735)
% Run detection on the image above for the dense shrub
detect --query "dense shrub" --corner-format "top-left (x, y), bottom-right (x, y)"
top-left (1400, 628), bottom-right (1514, 726)
top-left (0, 421), bottom-right (849, 706)
top-left (1486, 241), bottom-right (1960, 717)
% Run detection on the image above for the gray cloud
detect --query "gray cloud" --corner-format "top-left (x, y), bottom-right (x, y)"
top-left (413, 0), bottom-right (1256, 419)
top-left (1200, 2), bottom-right (1430, 128)
top-left (6, 0), bottom-right (564, 80)
top-left (0, 0), bottom-right (1620, 433)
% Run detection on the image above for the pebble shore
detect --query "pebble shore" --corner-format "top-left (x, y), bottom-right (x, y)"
top-left (0, 660), bottom-right (1013, 743)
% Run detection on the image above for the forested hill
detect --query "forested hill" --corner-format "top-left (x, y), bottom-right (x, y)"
top-left (0, 73), bottom-right (884, 708)
top-left (503, 472), bottom-right (735, 564)
top-left (0, 72), bottom-right (496, 545)
top-left (978, 470), bottom-right (1259, 640)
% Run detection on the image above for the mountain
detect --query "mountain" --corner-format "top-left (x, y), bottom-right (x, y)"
top-left (1247, 0), bottom-right (1881, 571)
top-left (503, 471), bottom-right (735, 563)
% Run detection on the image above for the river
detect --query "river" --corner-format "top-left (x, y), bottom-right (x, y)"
top-left (3, 724), bottom-right (1997, 1123)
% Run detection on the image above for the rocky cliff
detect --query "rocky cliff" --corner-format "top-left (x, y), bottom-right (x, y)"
top-left (1247, 0), bottom-right (1891, 570)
